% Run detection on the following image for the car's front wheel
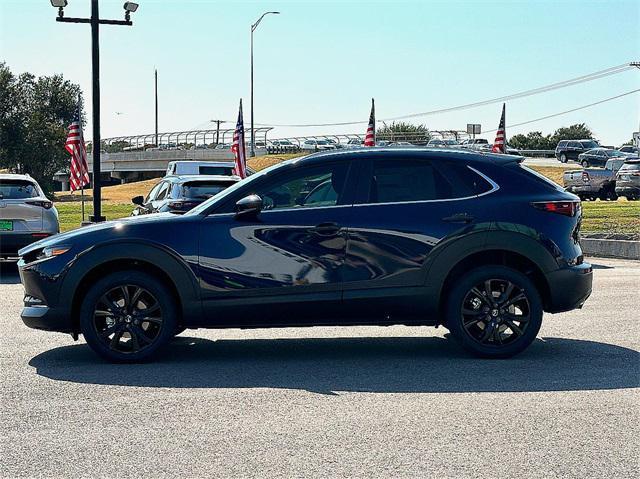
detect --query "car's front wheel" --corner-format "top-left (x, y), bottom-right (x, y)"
top-left (445, 266), bottom-right (543, 358)
top-left (79, 270), bottom-right (177, 362)
top-left (581, 160), bottom-right (590, 167)
top-left (559, 153), bottom-right (567, 163)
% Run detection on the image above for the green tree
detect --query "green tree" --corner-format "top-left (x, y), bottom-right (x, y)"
top-left (0, 62), bottom-right (83, 192)
top-left (550, 123), bottom-right (594, 145)
top-left (377, 121), bottom-right (431, 142)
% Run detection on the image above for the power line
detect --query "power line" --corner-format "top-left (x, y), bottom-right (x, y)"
top-left (482, 88), bottom-right (640, 134)
top-left (252, 62), bottom-right (635, 127)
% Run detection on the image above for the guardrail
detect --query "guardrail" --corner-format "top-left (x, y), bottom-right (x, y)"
top-left (518, 150), bottom-right (556, 158)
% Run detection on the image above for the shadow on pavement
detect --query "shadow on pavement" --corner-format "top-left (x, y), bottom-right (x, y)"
top-left (30, 335), bottom-right (639, 394)
top-left (0, 262), bottom-right (21, 285)
top-left (590, 263), bottom-right (615, 270)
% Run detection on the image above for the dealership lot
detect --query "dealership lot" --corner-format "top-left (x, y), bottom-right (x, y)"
top-left (1, 258), bottom-right (638, 478)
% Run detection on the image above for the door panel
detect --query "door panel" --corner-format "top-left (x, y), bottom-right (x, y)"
top-left (197, 207), bottom-right (352, 325)
top-left (341, 158), bottom-right (493, 320)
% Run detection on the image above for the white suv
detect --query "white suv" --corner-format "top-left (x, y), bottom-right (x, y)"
top-left (0, 174), bottom-right (59, 259)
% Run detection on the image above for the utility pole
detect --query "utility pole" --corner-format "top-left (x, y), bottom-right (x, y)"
top-left (52, 0), bottom-right (138, 222)
top-left (250, 11), bottom-right (280, 157)
top-left (154, 68), bottom-right (158, 147)
top-left (210, 119), bottom-right (227, 145)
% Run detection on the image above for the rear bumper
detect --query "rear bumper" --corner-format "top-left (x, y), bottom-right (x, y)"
top-left (0, 233), bottom-right (51, 258)
top-left (545, 262), bottom-right (593, 313)
top-left (565, 185), bottom-right (598, 194)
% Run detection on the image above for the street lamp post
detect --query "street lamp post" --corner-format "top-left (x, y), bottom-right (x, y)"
top-left (50, 0), bottom-right (139, 222)
top-left (250, 11), bottom-right (279, 157)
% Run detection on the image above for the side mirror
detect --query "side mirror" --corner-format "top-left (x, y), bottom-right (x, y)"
top-left (132, 195), bottom-right (144, 206)
top-left (235, 194), bottom-right (263, 218)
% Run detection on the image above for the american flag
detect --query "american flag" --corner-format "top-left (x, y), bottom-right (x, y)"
top-left (492, 103), bottom-right (506, 153)
top-left (65, 101), bottom-right (90, 192)
top-left (231, 99), bottom-right (247, 179)
top-left (364, 98), bottom-right (375, 147)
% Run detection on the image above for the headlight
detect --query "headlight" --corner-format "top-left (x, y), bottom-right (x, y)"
top-left (38, 245), bottom-right (71, 260)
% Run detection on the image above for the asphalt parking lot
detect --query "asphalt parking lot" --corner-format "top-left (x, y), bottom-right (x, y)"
top-left (1, 258), bottom-right (638, 478)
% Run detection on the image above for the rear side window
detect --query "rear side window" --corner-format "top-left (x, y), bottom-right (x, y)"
top-left (368, 160), bottom-right (452, 203)
top-left (0, 180), bottom-right (39, 199)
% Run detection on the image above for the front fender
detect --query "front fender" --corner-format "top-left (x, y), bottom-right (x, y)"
top-left (60, 240), bottom-right (201, 324)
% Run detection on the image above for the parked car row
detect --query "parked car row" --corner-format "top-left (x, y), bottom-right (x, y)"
top-left (555, 140), bottom-right (637, 165)
top-left (563, 158), bottom-right (639, 201)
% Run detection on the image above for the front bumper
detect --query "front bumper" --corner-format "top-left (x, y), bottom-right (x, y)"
top-left (18, 258), bottom-right (73, 333)
top-left (545, 262), bottom-right (593, 313)
top-left (615, 186), bottom-right (640, 196)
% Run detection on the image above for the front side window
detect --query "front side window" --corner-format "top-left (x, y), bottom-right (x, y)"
top-left (256, 163), bottom-right (349, 211)
top-left (145, 182), bottom-right (163, 202)
top-left (155, 182), bottom-right (170, 201)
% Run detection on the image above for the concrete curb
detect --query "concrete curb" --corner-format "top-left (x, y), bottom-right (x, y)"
top-left (582, 238), bottom-right (640, 260)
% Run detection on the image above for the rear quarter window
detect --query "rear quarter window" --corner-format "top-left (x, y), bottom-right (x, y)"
top-left (438, 162), bottom-right (494, 197)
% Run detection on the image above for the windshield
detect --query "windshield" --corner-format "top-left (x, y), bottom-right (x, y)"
top-left (0, 180), bottom-right (39, 199)
top-left (581, 140), bottom-right (599, 149)
top-left (316, 140), bottom-right (329, 145)
top-left (185, 159), bottom-right (298, 216)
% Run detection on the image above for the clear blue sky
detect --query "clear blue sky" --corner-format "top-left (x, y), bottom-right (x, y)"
top-left (1, 0), bottom-right (639, 145)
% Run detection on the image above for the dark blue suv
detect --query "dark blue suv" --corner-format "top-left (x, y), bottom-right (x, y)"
top-left (18, 149), bottom-right (592, 362)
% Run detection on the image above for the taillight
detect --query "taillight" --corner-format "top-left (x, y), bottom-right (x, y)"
top-left (26, 200), bottom-right (53, 209)
top-left (581, 172), bottom-right (590, 183)
top-left (531, 201), bottom-right (581, 217)
top-left (31, 233), bottom-right (50, 238)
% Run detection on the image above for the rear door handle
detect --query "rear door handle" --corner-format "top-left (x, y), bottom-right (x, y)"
top-left (312, 222), bottom-right (341, 236)
top-left (442, 213), bottom-right (474, 224)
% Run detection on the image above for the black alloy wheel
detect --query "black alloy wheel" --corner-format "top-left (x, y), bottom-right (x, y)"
top-left (93, 285), bottom-right (163, 354)
top-left (460, 278), bottom-right (531, 347)
top-left (446, 266), bottom-right (543, 358)
top-left (79, 271), bottom-right (177, 362)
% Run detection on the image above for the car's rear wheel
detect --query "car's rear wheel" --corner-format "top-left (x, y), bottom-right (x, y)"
top-left (445, 266), bottom-right (543, 358)
top-left (79, 270), bottom-right (177, 362)
top-left (559, 154), bottom-right (567, 163)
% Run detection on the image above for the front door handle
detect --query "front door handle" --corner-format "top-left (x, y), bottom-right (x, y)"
top-left (442, 213), bottom-right (474, 224)
top-left (312, 222), bottom-right (341, 236)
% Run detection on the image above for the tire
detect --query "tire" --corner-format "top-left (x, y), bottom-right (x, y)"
top-left (560, 154), bottom-right (567, 163)
top-left (581, 160), bottom-right (589, 167)
top-left (79, 270), bottom-right (177, 363)
top-left (445, 266), bottom-right (543, 359)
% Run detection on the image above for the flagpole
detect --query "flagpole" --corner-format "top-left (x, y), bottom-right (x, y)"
top-left (79, 94), bottom-right (85, 223)
top-left (503, 103), bottom-right (506, 154)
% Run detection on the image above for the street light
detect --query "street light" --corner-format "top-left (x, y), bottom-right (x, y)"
top-left (250, 11), bottom-right (279, 157)
top-left (50, 0), bottom-right (139, 223)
